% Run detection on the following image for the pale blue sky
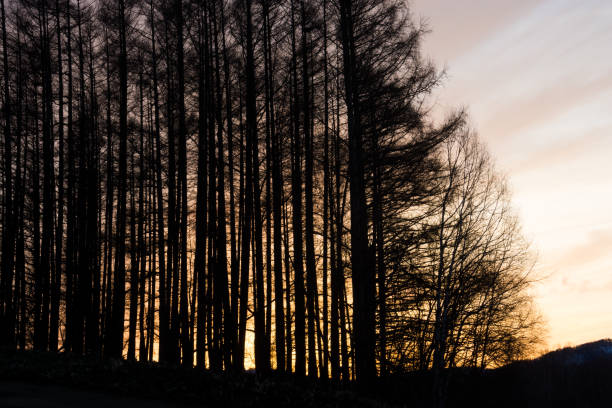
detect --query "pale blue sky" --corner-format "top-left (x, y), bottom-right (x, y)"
top-left (411, 0), bottom-right (612, 349)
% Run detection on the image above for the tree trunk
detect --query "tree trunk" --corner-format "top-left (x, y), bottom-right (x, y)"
top-left (338, 0), bottom-right (376, 382)
top-left (175, 0), bottom-right (192, 368)
top-left (237, 7), bottom-right (252, 369)
top-left (321, 0), bottom-right (330, 379)
top-left (109, 0), bottom-right (129, 360)
top-left (290, 0), bottom-right (306, 377)
top-left (300, 0), bottom-right (318, 378)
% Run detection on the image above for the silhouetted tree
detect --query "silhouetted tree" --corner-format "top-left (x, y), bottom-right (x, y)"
top-left (0, 0), bottom-right (541, 386)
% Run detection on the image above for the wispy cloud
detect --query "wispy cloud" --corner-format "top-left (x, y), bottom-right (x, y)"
top-left (554, 228), bottom-right (612, 273)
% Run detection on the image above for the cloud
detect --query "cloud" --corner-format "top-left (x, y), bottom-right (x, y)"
top-left (411, 0), bottom-right (545, 61)
top-left (480, 74), bottom-right (612, 146)
top-left (507, 126), bottom-right (610, 174)
top-left (554, 228), bottom-right (612, 272)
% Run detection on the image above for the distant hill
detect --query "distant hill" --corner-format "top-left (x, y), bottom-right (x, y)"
top-left (450, 339), bottom-right (612, 408)
top-left (535, 339), bottom-right (612, 366)
top-left (379, 339), bottom-right (612, 407)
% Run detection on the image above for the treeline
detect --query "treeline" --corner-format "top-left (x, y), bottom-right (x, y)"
top-left (0, 0), bottom-right (542, 385)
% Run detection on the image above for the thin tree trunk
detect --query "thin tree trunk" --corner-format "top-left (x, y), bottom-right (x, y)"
top-left (86, 24), bottom-right (101, 356)
top-left (65, 1), bottom-right (76, 353)
top-left (14, 27), bottom-right (25, 350)
top-left (128, 151), bottom-right (138, 361)
top-left (49, 0), bottom-right (64, 352)
top-left (211, 3), bottom-right (233, 370)
top-left (262, 0), bottom-right (274, 370)
top-left (204, 3), bottom-right (220, 370)
top-left (137, 84), bottom-right (147, 361)
top-left (0, 0), bottom-right (14, 348)
top-left (300, 0), bottom-right (317, 378)
top-left (263, 0), bottom-right (285, 372)
top-left (194, 2), bottom-right (208, 369)
top-left (321, 0), bottom-right (330, 379)
top-left (372, 135), bottom-right (386, 376)
top-left (220, 3), bottom-right (240, 368)
top-left (38, 0), bottom-right (55, 352)
top-left (32, 97), bottom-right (42, 353)
top-left (164, 14), bottom-right (179, 365)
top-left (330, 67), bottom-right (341, 379)
top-left (290, 0), bottom-right (306, 376)
top-left (238, 0), bottom-right (254, 372)
top-left (109, 0), bottom-right (129, 359)
top-left (148, 0), bottom-right (167, 364)
top-left (76, 0), bottom-right (89, 355)
top-left (175, 0), bottom-right (192, 368)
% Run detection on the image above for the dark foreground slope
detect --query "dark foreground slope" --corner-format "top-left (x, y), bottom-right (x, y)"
top-left (0, 381), bottom-right (178, 408)
top-left (0, 349), bottom-right (385, 408)
top-left (2, 341), bottom-right (612, 407)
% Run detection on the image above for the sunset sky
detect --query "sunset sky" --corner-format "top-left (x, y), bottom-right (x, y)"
top-left (411, 0), bottom-right (612, 350)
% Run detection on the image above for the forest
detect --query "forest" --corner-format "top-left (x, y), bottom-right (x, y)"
top-left (0, 0), bottom-right (543, 397)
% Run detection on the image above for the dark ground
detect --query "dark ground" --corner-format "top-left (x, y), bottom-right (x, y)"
top-left (1, 342), bottom-right (612, 407)
top-left (0, 349), bottom-right (384, 407)
top-left (0, 381), bottom-right (180, 408)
